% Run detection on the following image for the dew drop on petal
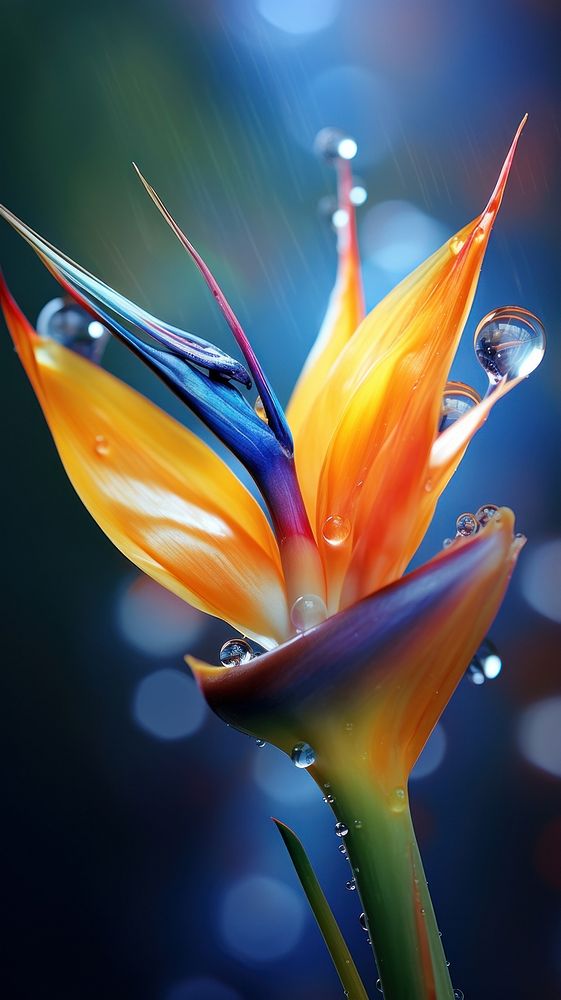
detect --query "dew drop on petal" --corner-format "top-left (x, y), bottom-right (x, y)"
top-left (475, 503), bottom-right (499, 527)
top-left (255, 739), bottom-right (266, 748)
top-left (335, 821), bottom-right (349, 837)
top-left (322, 514), bottom-right (351, 545)
top-left (453, 991), bottom-right (465, 1000)
top-left (94, 434), bottom-right (110, 456)
top-left (449, 236), bottom-right (464, 256)
top-left (359, 912), bottom-right (368, 931)
top-left (290, 594), bottom-right (328, 632)
top-left (37, 297), bottom-right (110, 363)
top-left (389, 787), bottom-right (406, 813)
top-left (439, 381), bottom-right (481, 432)
top-left (474, 306), bottom-right (545, 386)
top-left (376, 979), bottom-right (384, 993)
top-left (455, 512), bottom-right (478, 537)
top-left (219, 638), bottom-right (254, 667)
top-left (442, 538), bottom-right (454, 549)
top-left (353, 819), bottom-right (363, 829)
top-left (345, 878), bottom-right (356, 891)
top-left (338, 844), bottom-right (347, 855)
top-left (291, 742), bottom-right (316, 769)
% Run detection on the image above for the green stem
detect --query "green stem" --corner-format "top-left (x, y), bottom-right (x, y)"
top-left (322, 769), bottom-right (454, 1000)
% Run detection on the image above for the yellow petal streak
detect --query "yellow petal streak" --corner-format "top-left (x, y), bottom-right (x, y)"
top-left (287, 162), bottom-right (365, 525)
top-left (1, 279), bottom-right (290, 645)
top-left (315, 119), bottom-right (526, 610)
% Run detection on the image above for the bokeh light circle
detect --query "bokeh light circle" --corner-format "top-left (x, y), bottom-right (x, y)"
top-left (256, 0), bottom-right (340, 35)
top-left (518, 697), bottom-right (561, 778)
top-left (219, 875), bottom-right (305, 963)
top-left (362, 200), bottom-right (447, 277)
top-left (118, 575), bottom-right (207, 657)
top-left (133, 669), bottom-right (206, 740)
top-left (411, 723), bottom-right (447, 780)
top-left (520, 539), bottom-right (561, 623)
top-left (253, 744), bottom-right (317, 804)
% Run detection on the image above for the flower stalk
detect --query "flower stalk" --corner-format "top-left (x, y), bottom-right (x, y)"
top-left (322, 762), bottom-right (454, 1000)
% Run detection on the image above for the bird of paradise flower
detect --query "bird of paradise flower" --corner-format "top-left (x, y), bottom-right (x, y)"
top-left (0, 116), bottom-right (545, 999)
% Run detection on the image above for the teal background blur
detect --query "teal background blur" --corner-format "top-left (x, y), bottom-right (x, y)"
top-left (1, 1), bottom-right (560, 998)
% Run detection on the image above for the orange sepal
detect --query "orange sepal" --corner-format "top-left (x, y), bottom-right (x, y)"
top-left (1, 275), bottom-right (290, 647)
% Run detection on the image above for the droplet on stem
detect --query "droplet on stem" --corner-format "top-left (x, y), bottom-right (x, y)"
top-left (335, 821), bottom-right (349, 837)
top-left (314, 127), bottom-right (358, 162)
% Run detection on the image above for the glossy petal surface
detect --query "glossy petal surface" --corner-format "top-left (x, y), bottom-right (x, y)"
top-left (190, 510), bottom-right (522, 780)
top-left (312, 121), bottom-right (526, 609)
top-left (1, 276), bottom-right (290, 646)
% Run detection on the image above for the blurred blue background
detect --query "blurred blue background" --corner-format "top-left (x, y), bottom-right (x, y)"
top-left (1, 1), bottom-right (560, 998)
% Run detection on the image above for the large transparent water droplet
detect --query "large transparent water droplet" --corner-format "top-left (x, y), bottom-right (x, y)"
top-left (290, 594), bottom-right (328, 632)
top-left (219, 638), bottom-right (254, 667)
top-left (291, 742), bottom-right (316, 769)
top-left (359, 912), bottom-right (368, 931)
top-left (335, 821), bottom-right (349, 837)
top-left (36, 297), bottom-right (110, 363)
top-left (322, 514), bottom-right (351, 546)
top-left (439, 381), bottom-right (481, 432)
top-left (455, 512), bottom-right (478, 537)
top-left (467, 637), bottom-right (502, 684)
top-left (474, 306), bottom-right (545, 386)
top-left (314, 127), bottom-right (358, 162)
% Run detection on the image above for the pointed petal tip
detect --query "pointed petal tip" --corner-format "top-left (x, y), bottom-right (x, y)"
top-left (480, 115), bottom-right (527, 228)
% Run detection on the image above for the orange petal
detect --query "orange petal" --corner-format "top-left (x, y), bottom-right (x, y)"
top-left (1, 276), bottom-right (290, 646)
top-left (286, 160), bottom-right (365, 525)
top-left (314, 119), bottom-right (526, 609)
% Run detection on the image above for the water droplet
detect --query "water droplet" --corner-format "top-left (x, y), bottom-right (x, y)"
top-left (291, 742), bottom-right (316, 769)
top-left (314, 127), bottom-right (358, 162)
top-left (474, 306), bottom-right (545, 385)
top-left (290, 594), bottom-right (328, 632)
top-left (344, 721), bottom-right (354, 733)
top-left (36, 297), bottom-right (110, 363)
top-left (255, 739), bottom-right (266, 748)
top-left (449, 236), bottom-right (464, 256)
top-left (390, 787), bottom-right (406, 813)
top-left (326, 793), bottom-right (335, 804)
top-left (359, 912), bottom-right (368, 931)
top-left (475, 503), bottom-right (499, 527)
top-left (335, 822), bottom-right (349, 837)
top-left (345, 878), bottom-right (356, 891)
top-left (254, 396), bottom-right (267, 421)
top-left (443, 537), bottom-right (454, 548)
top-left (455, 512), bottom-right (478, 537)
top-left (439, 381), bottom-right (481, 432)
top-left (376, 978), bottom-right (384, 993)
top-left (424, 479), bottom-right (433, 493)
top-left (338, 844), bottom-right (347, 855)
top-left (322, 514), bottom-right (351, 546)
top-left (94, 434), bottom-right (110, 456)
top-left (219, 638), bottom-right (254, 667)
top-left (453, 991), bottom-right (464, 1000)
top-left (353, 819), bottom-right (363, 830)
top-left (467, 637), bottom-right (502, 684)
